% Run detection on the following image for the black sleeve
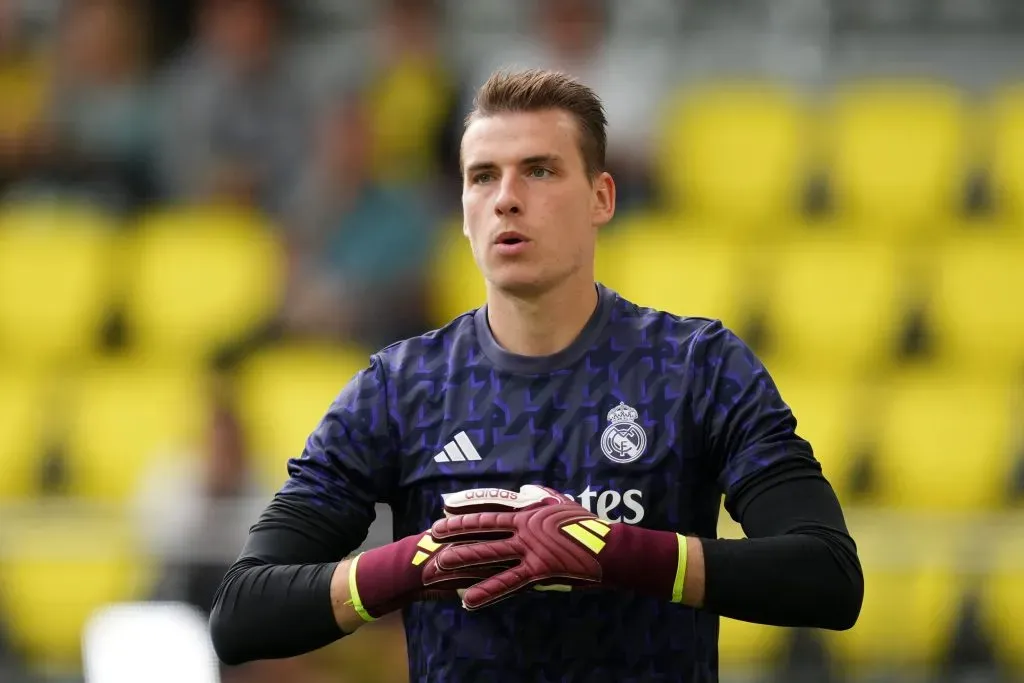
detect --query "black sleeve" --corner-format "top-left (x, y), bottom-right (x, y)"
top-left (208, 494), bottom-right (364, 665)
top-left (699, 461), bottom-right (864, 630)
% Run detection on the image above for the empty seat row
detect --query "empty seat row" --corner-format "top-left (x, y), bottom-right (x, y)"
top-left (655, 80), bottom-right (1024, 231)
top-left (0, 344), bottom-right (371, 502)
top-left (0, 202), bottom-right (284, 370)
top-left (775, 368), bottom-right (1024, 510)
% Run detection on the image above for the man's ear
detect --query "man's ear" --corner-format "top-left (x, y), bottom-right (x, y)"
top-left (592, 171), bottom-right (616, 227)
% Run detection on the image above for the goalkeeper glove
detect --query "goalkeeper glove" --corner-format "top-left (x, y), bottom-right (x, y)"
top-left (429, 484), bottom-right (690, 611)
top-left (345, 529), bottom-right (495, 622)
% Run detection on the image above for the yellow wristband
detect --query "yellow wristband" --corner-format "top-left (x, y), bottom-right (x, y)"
top-left (347, 553), bottom-right (376, 623)
top-left (671, 534), bottom-right (688, 604)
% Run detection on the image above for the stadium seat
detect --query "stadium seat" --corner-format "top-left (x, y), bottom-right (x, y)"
top-left (597, 212), bottom-right (750, 332)
top-left (656, 82), bottom-right (811, 233)
top-left (62, 361), bottom-right (209, 502)
top-left (988, 84), bottom-right (1024, 223)
top-left (0, 203), bottom-right (118, 369)
top-left (827, 520), bottom-right (960, 671)
top-left (926, 235), bottom-right (1024, 376)
top-left (427, 224), bottom-right (487, 328)
top-left (759, 236), bottom-right (903, 377)
top-left (825, 80), bottom-right (969, 237)
top-left (767, 370), bottom-right (865, 502)
top-left (237, 344), bottom-right (372, 490)
top-left (122, 206), bottom-right (284, 364)
top-left (0, 515), bottom-right (153, 672)
top-left (870, 371), bottom-right (1015, 511)
top-left (980, 537), bottom-right (1024, 673)
top-left (718, 618), bottom-right (786, 670)
top-left (0, 370), bottom-right (48, 501)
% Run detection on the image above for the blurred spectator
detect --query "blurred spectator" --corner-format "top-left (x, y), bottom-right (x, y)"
top-left (134, 384), bottom-right (265, 616)
top-left (459, 0), bottom-right (672, 209)
top-left (0, 607), bottom-right (27, 682)
top-left (0, 0), bottom-right (51, 189)
top-left (154, 0), bottom-right (308, 213)
top-left (363, 0), bottom-right (457, 191)
top-left (278, 89), bottom-right (438, 349)
top-left (2, 0), bottom-right (154, 212)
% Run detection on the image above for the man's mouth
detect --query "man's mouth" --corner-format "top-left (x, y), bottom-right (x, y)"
top-left (495, 231), bottom-right (528, 246)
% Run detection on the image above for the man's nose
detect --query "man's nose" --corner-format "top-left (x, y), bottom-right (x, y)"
top-left (494, 176), bottom-right (523, 216)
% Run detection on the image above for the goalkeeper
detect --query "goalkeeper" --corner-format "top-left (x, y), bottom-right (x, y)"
top-left (210, 68), bottom-right (863, 682)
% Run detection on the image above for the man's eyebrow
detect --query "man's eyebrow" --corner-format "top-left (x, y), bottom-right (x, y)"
top-left (464, 161), bottom-right (498, 174)
top-left (464, 155), bottom-right (563, 174)
top-left (521, 154), bottom-right (562, 166)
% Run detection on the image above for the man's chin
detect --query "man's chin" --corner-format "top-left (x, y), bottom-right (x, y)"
top-left (486, 271), bottom-right (551, 300)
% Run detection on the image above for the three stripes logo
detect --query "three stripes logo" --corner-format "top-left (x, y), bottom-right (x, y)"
top-left (560, 518), bottom-right (611, 555)
top-left (433, 431), bottom-right (482, 463)
top-left (410, 534), bottom-right (442, 567)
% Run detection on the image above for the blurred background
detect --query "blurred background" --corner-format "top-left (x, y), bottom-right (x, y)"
top-left (0, 0), bottom-right (1023, 681)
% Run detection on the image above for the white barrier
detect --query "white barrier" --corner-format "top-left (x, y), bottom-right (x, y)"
top-left (82, 602), bottom-right (220, 683)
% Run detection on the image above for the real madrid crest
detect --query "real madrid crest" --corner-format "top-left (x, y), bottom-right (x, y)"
top-left (600, 402), bottom-right (647, 464)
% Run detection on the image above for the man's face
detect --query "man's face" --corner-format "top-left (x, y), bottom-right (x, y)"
top-left (461, 109), bottom-right (614, 297)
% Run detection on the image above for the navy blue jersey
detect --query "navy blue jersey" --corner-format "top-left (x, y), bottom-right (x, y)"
top-left (280, 284), bottom-right (816, 682)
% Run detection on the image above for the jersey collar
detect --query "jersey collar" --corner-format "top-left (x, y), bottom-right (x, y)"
top-left (474, 283), bottom-right (614, 375)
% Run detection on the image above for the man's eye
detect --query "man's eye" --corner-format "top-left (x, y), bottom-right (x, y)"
top-left (529, 167), bottom-right (552, 178)
top-left (473, 173), bottom-right (493, 184)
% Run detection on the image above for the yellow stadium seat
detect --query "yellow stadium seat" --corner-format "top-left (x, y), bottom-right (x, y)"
top-left (980, 537), bottom-right (1024, 673)
top-left (827, 520), bottom-right (960, 671)
top-left (759, 236), bottom-right (903, 377)
top-left (237, 344), bottom-right (372, 490)
top-left (63, 361), bottom-right (209, 502)
top-left (122, 206), bottom-right (284, 363)
top-left (428, 225), bottom-right (487, 328)
top-left (988, 84), bottom-right (1024, 223)
top-left (927, 235), bottom-right (1024, 375)
top-left (768, 371), bottom-right (866, 502)
top-left (656, 82), bottom-right (811, 232)
top-left (597, 213), bottom-right (750, 331)
top-left (718, 618), bottom-right (786, 670)
top-left (870, 372), bottom-right (1015, 511)
top-left (0, 203), bottom-right (118, 369)
top-left (0, 515), bottom-right (153, 672)
top-left (826, 81), bottom-right (969, 236)
top-left (0, 371), bottom-right (49, 500)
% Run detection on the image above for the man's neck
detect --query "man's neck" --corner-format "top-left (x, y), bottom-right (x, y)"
top-left (485, 276), bottom-right (599, 357)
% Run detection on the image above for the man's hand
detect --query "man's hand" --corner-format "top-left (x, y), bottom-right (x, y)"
top-left (427, 485), bottom-right (694, 611)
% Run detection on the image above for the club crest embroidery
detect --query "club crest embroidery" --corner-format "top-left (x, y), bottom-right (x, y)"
top-left (600, 402), bottom-right (647, 464)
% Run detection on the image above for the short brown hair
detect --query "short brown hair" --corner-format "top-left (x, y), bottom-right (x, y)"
top-left (465, 68), bottom-right (608, 178)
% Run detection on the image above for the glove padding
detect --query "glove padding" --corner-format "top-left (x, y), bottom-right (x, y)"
top-left (425, 485), bottom-right (611, 610)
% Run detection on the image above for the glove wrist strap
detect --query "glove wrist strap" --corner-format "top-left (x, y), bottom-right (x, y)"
top-left (349, 533), bottom-right (440, 620)
top-left (599, 525), bottom-right (688, 604)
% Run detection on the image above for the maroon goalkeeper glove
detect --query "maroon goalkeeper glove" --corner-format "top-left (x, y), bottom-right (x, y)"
top-left (425, 485), bottom-right (690, 611)
top-left (346, 529), bottom-right (496, 622)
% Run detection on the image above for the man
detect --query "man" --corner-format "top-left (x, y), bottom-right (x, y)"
top-left (209, 69), bottom-right (863, 682)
